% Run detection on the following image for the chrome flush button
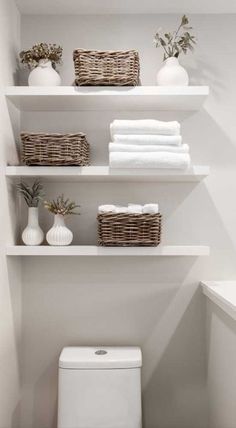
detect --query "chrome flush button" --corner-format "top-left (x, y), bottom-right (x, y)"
top-left (95, 350), bottom-right (107, 355)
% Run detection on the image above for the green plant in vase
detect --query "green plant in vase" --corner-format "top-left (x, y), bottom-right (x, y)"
top-left (154, 15), bottom-right (196, 86)
top-left (16, 180), bottom-right (44, 245)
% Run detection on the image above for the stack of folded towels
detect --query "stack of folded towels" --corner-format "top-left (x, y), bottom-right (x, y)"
top-left (109, 119), bottom-right (190, 169)
top-left (98, 203), bottom-right (159, 214)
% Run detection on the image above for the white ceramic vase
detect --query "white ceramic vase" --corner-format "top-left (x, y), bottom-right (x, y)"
top-left (28, 59), bottom-right (61, 86)
top-left (22, 207), bottom-right (44, 246)
top-left (157, 57), bottom-right (189, 86)
top-left (46, 214), bottom-right (73, 246)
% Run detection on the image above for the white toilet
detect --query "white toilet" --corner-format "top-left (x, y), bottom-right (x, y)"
top-left (58, 346), bottom-right (142, 428)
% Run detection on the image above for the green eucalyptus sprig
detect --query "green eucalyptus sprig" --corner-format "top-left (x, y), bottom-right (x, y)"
top-left (16, 180), bottom-right (45, 207)
top-left (154, 15), bottom-right (196, 61)
top-left (44, 194), bottom-right (80, 216)
top-left (19, 43), bottom-right (63, 69)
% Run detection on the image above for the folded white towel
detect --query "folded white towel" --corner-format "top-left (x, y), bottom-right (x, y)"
top-left (98, 204), bottom-right (116, 214)
top-left (112, 134), bottom-right (182, 146)
top-left (109, 143), bottom-right (189, 153)
top-left (143, 204), bottom-right (159, 214)
top-left (110, 120), bottom-right (180, 137)
top-left (109, 152), bottom-right (191, 169)
top-left (127, 204), bottom-right (143, 214)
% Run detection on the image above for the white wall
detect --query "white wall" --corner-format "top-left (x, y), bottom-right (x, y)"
top-left (18, 13), bottom-right (236, 428)
top-left (0, 1), bottom-right (21, 428)
top-left (206, 301), bottom-right (236, 428)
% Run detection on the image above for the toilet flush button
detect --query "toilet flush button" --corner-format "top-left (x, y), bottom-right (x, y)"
top-left (95, 350), bottom-right (107, 355)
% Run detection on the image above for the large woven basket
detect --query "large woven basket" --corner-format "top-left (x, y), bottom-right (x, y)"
top-left (98, 213), bottom-right (162, 247)
top-left (73, 49), bottom-right (140, 86)
top-left (21, 132), bottom-right (90, 166)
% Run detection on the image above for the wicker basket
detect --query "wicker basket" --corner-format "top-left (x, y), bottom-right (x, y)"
top-left (73, 49), bottom-right (140, 86)
top-left (97, 213), bottom-right (162, 247)
top-left (21, 132), bottom-right (90, 166)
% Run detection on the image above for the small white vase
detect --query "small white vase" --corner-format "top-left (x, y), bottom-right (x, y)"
top-left (28, 59), bottom-right (61, 86)
top-left (157, 57), bottom-right (189, 86)
top-left (22, 207), bottom-right (44, 246)
top-left (46, 214), bottom-right (73, 246)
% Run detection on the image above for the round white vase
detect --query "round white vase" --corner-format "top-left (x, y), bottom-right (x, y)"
top-left (157, 57), bottom-right (189, 86)
top-left (28, 59), bottom-right (61, 86)
top-left (46, 214), bottom-right (73, 246)
top-left (22, 207), bottom-right (44, 246)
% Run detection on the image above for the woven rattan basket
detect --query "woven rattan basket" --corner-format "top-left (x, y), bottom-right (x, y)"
top-left (21, 132), bottom-right (90, 166)
top-left (97, 212), bottom-right (162, 247)
top-left (73, 49), bottom-right (140, 86)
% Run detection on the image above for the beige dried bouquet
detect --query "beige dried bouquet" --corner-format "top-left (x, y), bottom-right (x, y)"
top-left (44, 194), bottom-right (80, 216)
top-left (19, 43), bottom-right (63, 69)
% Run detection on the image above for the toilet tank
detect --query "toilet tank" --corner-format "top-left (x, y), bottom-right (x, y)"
top-left (58, 346), bottom-right (142, 428)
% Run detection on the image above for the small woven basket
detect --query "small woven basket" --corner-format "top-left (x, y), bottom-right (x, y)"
top-left (21, 132), bottom-right (90, 166)
top-left (73, 49), bottom-right (140, 86)
top-left (97, 213), bottom-right (162, 247)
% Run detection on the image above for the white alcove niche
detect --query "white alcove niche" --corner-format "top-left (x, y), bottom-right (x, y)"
top-left (3, 4), bottom-right (236, 428)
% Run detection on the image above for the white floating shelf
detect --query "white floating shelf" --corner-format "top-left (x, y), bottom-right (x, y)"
top-left (201, 281), bottom-right (236, 320)
top-left (6, 245), bottom-right (210, 257)
top-left (5, 86), bottom-right (209, 111)
top-left (5, 166), bottom-right (209, 182)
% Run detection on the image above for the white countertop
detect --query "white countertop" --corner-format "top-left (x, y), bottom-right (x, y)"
top-left (201, 281), bottom-right (236, 320)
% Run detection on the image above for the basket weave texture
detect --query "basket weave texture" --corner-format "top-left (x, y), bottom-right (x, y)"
top-left (21, 132), bottom-right (90, 166)
top-left (98, 213), bottom-right (162, 247)
top-left (73, 49), bottom-right (140, 86)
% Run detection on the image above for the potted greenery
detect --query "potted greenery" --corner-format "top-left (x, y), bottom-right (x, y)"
top-left (19, 43), bottom-right (63, 86)
top-left (154, 15), bottom-right (196, 86)
top-left (17, 180), bottom-right (44, 246)
top-left (44, 195), bottom-right (80, 246)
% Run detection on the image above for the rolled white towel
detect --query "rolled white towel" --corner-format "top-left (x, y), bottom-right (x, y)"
top-left (110, 120), bottom-right (180, 137)
top-left (109, 143), bottom-right (189, 153)
top-left (109, 152), bottom-right (191, 169)
top-left (127, 204), bottom-right (143, 214)
top-left (112, 134), bottom-right (182, 146)
top-left (115, 206), bottom-right (128, 214)
top-left (143, 204), bottom-right (159, 214)
top-left (98, 204), bottom-right (116, 214)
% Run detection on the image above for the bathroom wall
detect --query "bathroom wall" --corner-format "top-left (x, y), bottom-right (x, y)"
top-left (19, 14), bottom-right (236, 428)
top-left (206, 301), bottom-right (236, 428)
top-left (0, 1), bottom-right (21, 428)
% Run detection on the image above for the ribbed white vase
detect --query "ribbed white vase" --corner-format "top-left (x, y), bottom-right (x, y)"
top-left (22, 207), bottom-right (44, 246)
top-left (28, 59), bottom-right (61, 86)
top-left (157, 57), bottom-right (189, 86)
top-left (46, 214), bottom-right (73, 246)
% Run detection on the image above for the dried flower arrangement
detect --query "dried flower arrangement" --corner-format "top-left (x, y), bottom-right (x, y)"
top-left (154, 15), bottom-right (196, 61)
top-left (16, 180), bottom-right (44, 207)
top-left (19, 43), bottom-right (63, 69)
top-left (44, 194), bottom-right (80, 216)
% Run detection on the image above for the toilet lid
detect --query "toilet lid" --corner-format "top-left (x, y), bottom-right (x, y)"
top-left (59, 346), bottom-right (142, 369)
